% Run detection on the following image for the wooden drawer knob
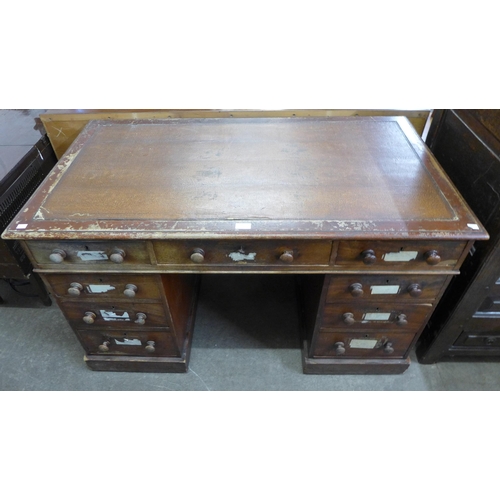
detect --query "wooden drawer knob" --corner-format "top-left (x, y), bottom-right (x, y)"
top-left (407, 283), bottom-right (422, 297)
top-left (395, 314), bottom-right (408, 326)
top-left (145, 341), bottom-right (156, 353)
top-left (68, 282), bottom-right (83, 296)
top-left (349, 283), bottom-right (364, 297)
top-left (361, 249), bottom-right (376, 264)
top-left (424, 250), bottom-right (441, 265)
top-left (334, 342), bottom-right (346, 355)
top-left (98, 341), bottom-right (110, 352)
top-left (110, 248), bottom-right (126, 263)
top-left (190, 248), bottom-right (205, 263)
top-left (343, 312), bottom-right (355, 325)
top-left (49, 249), bottom-right (67, 263)
top-left (123, 284), bottom-right (138, 298)
top-left (134, 312), bottom-right (147, 325)
top-left (83, 311), bottom-right (96, 324)
top-left (383, 342), bottom-right (394, 354)
top-left (279, 250), bottom-right (294, 263)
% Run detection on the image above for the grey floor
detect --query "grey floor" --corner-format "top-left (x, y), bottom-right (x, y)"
top-left (2, 274), bottom-right (500, 390)
top-left (2, 110), bottom-right (500, 391)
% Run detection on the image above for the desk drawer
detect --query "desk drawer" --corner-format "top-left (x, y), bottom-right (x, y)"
top-left (26, 240), bottom-right (151, 268)
top-left (60, 301), bottom-right (170, 329)
top-left (312, 331), bottom-right (415, 358)
top-left (44, 273), bottom-right (163, 300)
top-left (75, 329), bottom-right (180, 357)
top-left (320, 302), bottom-right (433, 331)
top-left (153, 240), bottom-right (332, 266)
top-left (325, 274), bottom-right (447, 303)
top-left (334, 240), bottom-right (466, 270)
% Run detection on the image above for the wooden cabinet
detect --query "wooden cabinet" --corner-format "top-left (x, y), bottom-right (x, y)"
top-left (2, 117), bottom-right (486, 374)
top-left (416, 110), bottom-right (500, 363)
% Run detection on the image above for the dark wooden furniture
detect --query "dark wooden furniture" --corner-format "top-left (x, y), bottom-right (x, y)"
top-left (1, 134), bottom-right (56, 305)
top-left (416, 110), bottom-right (500, 362)
top-left (2, 117), bottom-right (487, 373)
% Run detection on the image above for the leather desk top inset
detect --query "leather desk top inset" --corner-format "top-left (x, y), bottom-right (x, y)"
top-left (3, 117), bottom-right (486, 242)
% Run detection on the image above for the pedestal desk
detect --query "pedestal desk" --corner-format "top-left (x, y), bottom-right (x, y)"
top-left (1, 117), bottom-right (488, 374)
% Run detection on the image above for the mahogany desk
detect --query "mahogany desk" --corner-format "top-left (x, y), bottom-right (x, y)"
top-left (1, 117), bottom-right (487, 374)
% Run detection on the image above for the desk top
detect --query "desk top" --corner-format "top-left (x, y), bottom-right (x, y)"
top-left (3, 117), bottom-right (487, 241)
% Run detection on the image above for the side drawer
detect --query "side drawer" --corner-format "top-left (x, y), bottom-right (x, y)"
top-left (59, 300), bottom-right (171, 330)
top-left (25, 240), bottom-right (152, 268)
top-left (334, 240), bottom-right (466, 271)
top-left (320, 301), bottom-right (433, 332)
top-left (311, 331), bottom-right (415, 358)
top-left (325, 274), bottom-right (447, 303)
top-left (153, 240), bottom-right (332, 266)
top-left (75, 329), bottom-right (181, 357)
top-left (44, 273), bottom-right (163, 300)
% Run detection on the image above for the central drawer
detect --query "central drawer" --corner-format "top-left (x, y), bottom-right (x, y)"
top-left (60, 300), bottom-right (171, 330)
top-left (153, 240), bottom-right (332, 266)
top-left (320, 301), bottom-right (433, 331)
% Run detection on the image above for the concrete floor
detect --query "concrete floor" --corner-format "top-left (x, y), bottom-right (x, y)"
top-left (2, 274), bottom-right (500, 390)
top-left (2, 109), bottom-right (500, 391)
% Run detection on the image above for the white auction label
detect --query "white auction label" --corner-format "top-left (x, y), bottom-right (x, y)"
top-left (382, 251), bottom-right (418, 262)
top-left (350, 339), bottom-right (378, 349)
top-left (370, 285), bottom-right (400, 295)
top-left (235, 222), bottom-right (252, 230)
top-left (77, 251), bottom-right (108, 261)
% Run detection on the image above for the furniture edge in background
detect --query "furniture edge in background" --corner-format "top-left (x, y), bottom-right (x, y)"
top-left (416, 109), bottom-right (500, 363)
top-left (40, 109), bottom-right (431, 159)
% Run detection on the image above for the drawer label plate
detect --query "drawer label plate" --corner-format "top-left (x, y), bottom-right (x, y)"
top-left (114, 338), bottom-right (142, 346)
top-left (382, 251), bottom-right (418, 262)
top-left (350, 339), bottom-right (378, 349)
top-left (100, 310), bottom-right (130, 321)
top-left (77, 251), bottom-right (108, 261)
top-left (87, 284), bottom-right (116, 293)
top-left (228, 251), bottom-right (257, 262)
top-left (370, 285), bottom-right (400, 295)
top-left (363, 312), bottom-right (391, 321)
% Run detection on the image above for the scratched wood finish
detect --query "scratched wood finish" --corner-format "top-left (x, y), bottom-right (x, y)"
top-left (4, 118), bottom-right (486, 241)
top-left (40, 109), bottom-right (431, 159)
